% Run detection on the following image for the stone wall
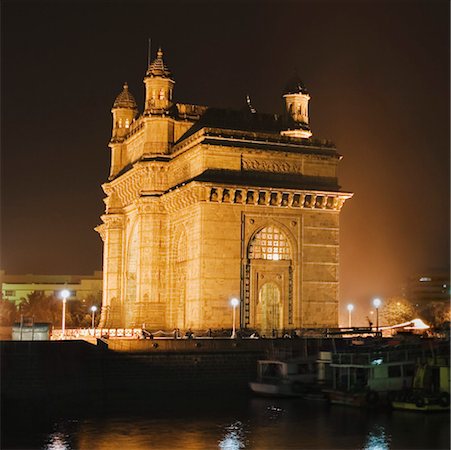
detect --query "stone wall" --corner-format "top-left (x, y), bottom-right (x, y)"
top-left (1, 339), bottom-right (327, 402)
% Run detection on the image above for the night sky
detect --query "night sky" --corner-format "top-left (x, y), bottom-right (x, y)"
top-left (2, 1), bottom-right (449, 319)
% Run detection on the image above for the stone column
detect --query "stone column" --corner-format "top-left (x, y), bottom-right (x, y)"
top-left (98, 214), bottom-right (125, 327)
top-left (135, 198), bottom-right (167, 329)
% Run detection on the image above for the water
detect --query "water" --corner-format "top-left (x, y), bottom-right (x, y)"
top-left (2, 394), bottom-right (449, 450)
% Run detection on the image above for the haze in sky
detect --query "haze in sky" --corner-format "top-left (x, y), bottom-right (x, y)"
top-left (2, 1), bottom-right (449, 322)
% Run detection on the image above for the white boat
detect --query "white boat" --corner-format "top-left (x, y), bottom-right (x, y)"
top-left (249, 359), bottom-right (322, 398)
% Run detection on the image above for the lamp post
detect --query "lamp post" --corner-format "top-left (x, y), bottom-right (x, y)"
top-left (91, 306), bottom-right (97, 334)
top-left (60, 289), bottom-right (70, 339)
top-left (230, 298), bottom-right (240, 339)
top-left (347, 304), bottom-right (354, 328)
top-left (373, 298), bottom-right (382, 332)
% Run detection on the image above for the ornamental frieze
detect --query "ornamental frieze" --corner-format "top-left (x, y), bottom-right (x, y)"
top-left (103, 163), bottom-right (169, 209)
top-left (101, 214), bottom-right (125, 228)
top-left (162, 184), bottom-right (206, 213)
top-left (206, 186), bottom-right (351, 211)
top-left (160, 182), bottom-right (351, 212)
top-left (95, 214), bottom-right (125, 240)
top-left (242, 158), bottom-right (302, 174)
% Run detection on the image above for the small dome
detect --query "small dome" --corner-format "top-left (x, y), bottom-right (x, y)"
top-left (113, 82), bottom-right (138, 109)
top-left (284, 75), bottom-right (309, 95)
top-left (146, 48), bottom-right (171, 78)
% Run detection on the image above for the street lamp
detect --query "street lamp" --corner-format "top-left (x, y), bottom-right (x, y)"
top-left (91, 306), bottom-right (97, 334)
top-left (347, 304), bottom-right (354, 328)
top-left (60, 289), bottom-right (70, 339)
top-left (230, 298), bottom-right (240, 339)
top-left (373, 298), bottom-right (382, 333)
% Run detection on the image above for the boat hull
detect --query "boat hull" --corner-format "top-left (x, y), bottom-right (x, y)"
top-left (392, 400), bottom-right (449, 412)
top-left (249, 381), bottom-right (327, 401)
top-left (249, 381), bottom-right (301, 398)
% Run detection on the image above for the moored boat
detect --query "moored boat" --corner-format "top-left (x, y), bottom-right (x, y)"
top-left (249, 358), bottom-right (326, 399)
top-left (391, 356), bottom-right (450, 412)
top-left (324, 345), bottom-right (417, 408)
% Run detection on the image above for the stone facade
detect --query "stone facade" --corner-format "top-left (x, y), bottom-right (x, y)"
top-left (96, 49), bottom-right (352, 333)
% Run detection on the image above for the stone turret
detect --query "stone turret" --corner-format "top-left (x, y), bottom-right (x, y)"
top-left (111, 82), bottom-right (138, 141)
top-left (144, 48), bottom-right (175, 114)
top-left (281, 77), bottom-right (312, 139)
top-left (109, 82), bottom-right (138, 179)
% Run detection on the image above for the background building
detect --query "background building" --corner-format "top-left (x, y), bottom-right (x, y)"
top-left (0, 270), bottom-right (103, 306)
top-left (405, 271), bottom-right (450, 306)
top-left (96, 49), bottom-right (352, 333)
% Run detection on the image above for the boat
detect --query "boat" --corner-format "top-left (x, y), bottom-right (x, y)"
top-left (323, 345), bottom-right (417, 407)
top-left (249, 358), bottom-right (325, 398)
top-left (391, 356), bottom-right (450, 412)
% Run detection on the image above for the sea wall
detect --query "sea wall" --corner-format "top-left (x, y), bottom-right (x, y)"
top-left (1, 338), bottom-right (327, 403)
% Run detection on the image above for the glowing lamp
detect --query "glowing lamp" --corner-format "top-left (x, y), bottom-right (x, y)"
top-left (372, 298), bottom-right (382, 333)
top-left (347, 303), bottom-right (354, 328)
top-left (60, 289), bottom-right (70, 339)
top-left (230, 298), bottom-right (240, 338)
top-left (90, 305), bottom-right (98, 332)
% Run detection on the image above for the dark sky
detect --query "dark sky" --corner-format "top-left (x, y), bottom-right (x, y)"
top-left (1, 0), bottom-right (449, 317)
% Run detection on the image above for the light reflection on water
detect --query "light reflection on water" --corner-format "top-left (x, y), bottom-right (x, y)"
top-left (45, 431), bottom-right (71, 450)
top-left (363, 424), bottom-right (391, 450)
top-left (218, 420), bottom-right (247, 449)
top-left (3, 396), bottom-right (450, 450)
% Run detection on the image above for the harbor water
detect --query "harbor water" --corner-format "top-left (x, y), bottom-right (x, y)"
top-left (2, 393), bottom-right (449, 450)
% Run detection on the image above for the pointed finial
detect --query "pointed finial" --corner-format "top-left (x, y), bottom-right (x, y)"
top-left (123, 82), bottom-right (129, 90)
top-left (157, 47), bottom-right (163, 58)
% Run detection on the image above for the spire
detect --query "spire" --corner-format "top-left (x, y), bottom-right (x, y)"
top-left (146, 47), bottom-right (171, 78)
top-left (143, 46), bottom-right (175, 113)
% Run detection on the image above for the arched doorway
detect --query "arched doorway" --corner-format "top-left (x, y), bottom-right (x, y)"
top-left (258, 282), bottom-right (282, 333)
top-left (245, 225), bottom-right (294, 334)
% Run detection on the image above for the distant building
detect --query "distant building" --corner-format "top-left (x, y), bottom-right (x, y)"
top-left (96, 48), bottom-right (352, 333)
top-left (405, 271), bottom-right (450, 306)
top-left (0, 270), bottom-right (103, 305)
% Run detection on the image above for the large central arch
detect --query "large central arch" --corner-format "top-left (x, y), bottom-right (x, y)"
top-left (244, 225), bottom-right (295, 334)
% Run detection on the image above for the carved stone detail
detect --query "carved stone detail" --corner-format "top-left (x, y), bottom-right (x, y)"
top-left (95, 223), bottom-right (106, 241)
top-left (101, 214), bottom-right (125, 229)
top-left (242, 159), bottom-right (302, 174)
top-left (201, 185), bottom-right (351, 211)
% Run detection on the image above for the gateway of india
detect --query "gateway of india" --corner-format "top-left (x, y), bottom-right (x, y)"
top-left (96, 49), bottom-right (352, 334)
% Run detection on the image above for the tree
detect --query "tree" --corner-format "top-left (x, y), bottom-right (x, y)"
top-left (419, 301), bottom-right (451, 328)
top-left (0, 299), bottom-right (18, 326)
top-left (380, 297), bottom-right (416, 326)
top-left (18, 292), bottom-right (62, 324)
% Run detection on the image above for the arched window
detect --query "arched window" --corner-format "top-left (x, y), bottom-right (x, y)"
top-left (248, 226), bottom-right (291, 261)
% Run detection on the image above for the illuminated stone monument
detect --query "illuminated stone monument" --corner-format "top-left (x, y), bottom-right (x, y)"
top-left (96, 49), bottom-right (352, 333)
